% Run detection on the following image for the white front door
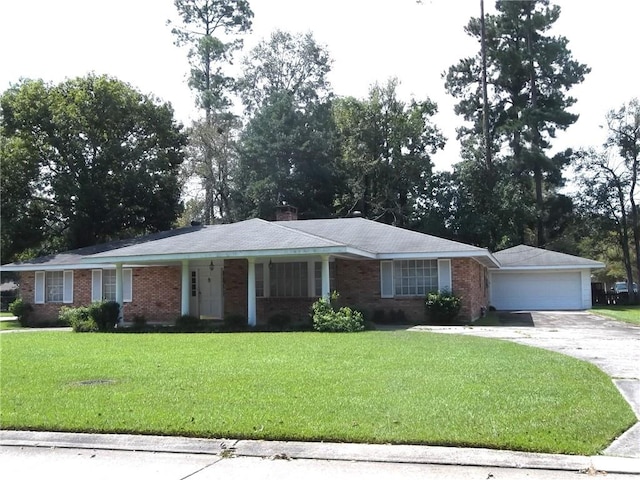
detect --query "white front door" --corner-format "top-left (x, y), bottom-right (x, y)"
top-left (197, 267), bottom-right (223, 319)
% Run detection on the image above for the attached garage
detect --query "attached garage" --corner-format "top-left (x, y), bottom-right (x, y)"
top-left (489, 245), bottom-right (604, 311)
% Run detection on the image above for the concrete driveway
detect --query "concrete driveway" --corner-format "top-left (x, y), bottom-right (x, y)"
top-left (412, 311), bottom-right (640, 458)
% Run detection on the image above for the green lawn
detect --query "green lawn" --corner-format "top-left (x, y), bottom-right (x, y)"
top-left (0, 331), bottom-right (634, 455)
top-left (0, 312), bottom-right (14, 317)
top-left (591, 305), bottom-right (640, 325)
top-left (0, 320), bottom-right (22, 331)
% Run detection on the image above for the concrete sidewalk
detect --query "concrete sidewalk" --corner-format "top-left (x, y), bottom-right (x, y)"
top-left (2, 430), bottom-right (640, 476)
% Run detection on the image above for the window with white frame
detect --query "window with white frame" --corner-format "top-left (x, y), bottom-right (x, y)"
top-left (270, 262), bottom-right (308, 298)
top-left (45, 271), bottom-right (64, 302)
top-left (314, 261), bottom-right (336, 297)
top-left (393, 259), bottom-right (438, 296)
top-left (34, 270), bottom-right (73, 304)
top-left (102, 270), bottom-right (117, 301)
top-left (91, 269), bottom-right (133, 303)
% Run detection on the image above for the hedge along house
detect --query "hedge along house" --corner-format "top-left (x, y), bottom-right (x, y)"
top-left (2, 216), bottom-right (500, 325)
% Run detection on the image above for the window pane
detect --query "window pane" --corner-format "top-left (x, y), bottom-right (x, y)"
top-left (103, 270), bottom-right (117, 301)
top-left (45, 271), bottom-right (64, 303)
top-left (393, 260), bottom-right (438, 296)
top-left (270, 262), bottom-right (308, 298)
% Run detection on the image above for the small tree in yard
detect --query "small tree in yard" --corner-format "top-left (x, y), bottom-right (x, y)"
top-left (425, 290), bottom-right (462, 325)
top-left (60, 301), bottom-right (120, 333)
top-left (311, 292), bottom-right (365, 333)
top-left (9, 298), bottom-right (32, 327)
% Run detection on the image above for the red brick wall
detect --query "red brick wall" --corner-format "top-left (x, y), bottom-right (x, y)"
top-left (124, 266), bottom-right (181, 323)
top-left (17, 266), bottom-right (181, 325)
top-left (451, 258), bottom-right (489, 320)
top-left (17, 258), bottom-right (487, 326)
top-left (223, 259), bottom-right (248, 319)
top-left (18, 270), bottom-right (92, 323)
top-left (334, 259), bottom-right (427, 323)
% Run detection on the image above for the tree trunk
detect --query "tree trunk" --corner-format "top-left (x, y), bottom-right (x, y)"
top-left (480, 0), bottom-right (492, 170)
top-left (615, 182), bottom-right (635, 301)
top-left (630, 170), bottom-right (640, 303)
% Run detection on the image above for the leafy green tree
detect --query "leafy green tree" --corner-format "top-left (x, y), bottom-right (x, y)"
top-left (169, 0), bottom-right (253, 116)
top-left (233, 92), bottom-right (340, 219)
top-left (232, 29), bottom-right (338, 220)
top-left (605, 99), bottom-right (640, 294)
top-left (239, 30), bottom-right (333, 115)
top-left (0, 80), bottom-right (48, 262)
top-left (169, 0), bottom-right (253, 224)
top-left (0, 75), bottom-right (186, 259)
top-left (445, 0), bottom-right (589, 246)
top-left (182, 113), bottom-right (240, 222)
top-left (574, 100), bottom-right (640, 302)
top-left (333, 79), bottom-right (445, 226)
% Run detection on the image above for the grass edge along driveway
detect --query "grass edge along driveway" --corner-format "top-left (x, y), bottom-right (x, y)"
top-left (591, 304), bottom-right (640, 325)
top-left (0, 331), bottom-right (635, 456)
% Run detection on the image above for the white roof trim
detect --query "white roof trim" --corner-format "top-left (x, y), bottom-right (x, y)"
top-left (1, 263), bottom-right (121, 272)
top-left (489, 264), bottom-right (605, 272)
top-left (377, 250), bottom-right (500, 267)
top-left (82, 245), bottom-right (376, 265)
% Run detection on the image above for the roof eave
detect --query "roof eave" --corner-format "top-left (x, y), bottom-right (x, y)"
top-left (489, 263), bottom-right (605, 271)
top-left (83, 245), bottom-right (376, 264)
top-left (376, 250), bottom-right (500, 268)
top-left (1, 263), bottom-right (120, 272)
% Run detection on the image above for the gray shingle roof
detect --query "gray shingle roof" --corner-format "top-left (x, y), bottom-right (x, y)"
top-left (1, 225), bottom-right (204, 269)
top-left (88, 218), bottom-right (343, 259)
top-left (277, 217), bottom-right (488, 254)
top-left (1, 217), bottom-right (498, 269)
top-left (493, 245), bottom-right (604, 268)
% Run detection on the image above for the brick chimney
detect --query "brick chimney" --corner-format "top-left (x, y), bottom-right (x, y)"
top-left (275, 205), bottom-right (298, 221)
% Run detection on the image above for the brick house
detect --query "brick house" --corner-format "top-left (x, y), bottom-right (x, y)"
top-left (2, 215), bottom-right (499, 325)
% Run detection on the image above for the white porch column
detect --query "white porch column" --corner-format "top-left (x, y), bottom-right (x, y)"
top-left (247, 258), bottom-right (257, 327)
top-left (115, 262), bottom-right (124, 324)
top-left (181, 260), bottom-right (190, 316)
top-left (321, 255), bottom-right (331, 300)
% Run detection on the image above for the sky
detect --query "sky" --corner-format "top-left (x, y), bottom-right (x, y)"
top-left (1, 0), bottom-right (638, 172)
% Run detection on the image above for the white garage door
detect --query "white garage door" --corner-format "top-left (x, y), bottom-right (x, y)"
top-left (490, 271), bottom-right (583, 310)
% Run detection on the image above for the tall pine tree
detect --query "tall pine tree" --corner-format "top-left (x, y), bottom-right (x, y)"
top-left (445, 0), bottom-right (589, 247)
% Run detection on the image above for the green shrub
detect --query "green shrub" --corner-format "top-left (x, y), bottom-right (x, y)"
top-left (60, 301), bottom-right (120, 332)
top-left (268, 313), bottom-right (291, 330)
top-left (60, 306), bottom-right (98, 333)
top-left (372, 309), bottom-right (386, 324)
top-left (9, 298), bottom-right (32, 327)
top-left (132, 315), bottom-right (147, 332)
top-left (311, 293), bottom-right (365, 333)
top-left (425, 290), bottom-right (462, 324)
top-left (222, 314), bottom-right (247, 331)
top-left (88, 301), bottom-right (120, 332)
top-left (174, 315), bottom-right (203, 332)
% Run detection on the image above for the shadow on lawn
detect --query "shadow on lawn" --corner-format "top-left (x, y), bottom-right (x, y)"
top-left (493, 311), bottom-right (535, 327)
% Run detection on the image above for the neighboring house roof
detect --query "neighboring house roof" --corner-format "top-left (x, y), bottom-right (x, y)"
top-left (491, 245), bottom-right (605, 270)
top-left (0, 217), bottom-right (499, 270)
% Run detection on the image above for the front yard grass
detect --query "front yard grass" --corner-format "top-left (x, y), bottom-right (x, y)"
top-left (0, 331), bottom-right (635, 455)
top-left (591, 305), bottom-right (640, 325)
top-left (0, 320), bottom-right (23, 331)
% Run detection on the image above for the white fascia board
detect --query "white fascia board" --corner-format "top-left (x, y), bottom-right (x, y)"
top-left (489, 264), bottom-right (605, 272)
top-left (377, 250), bottom-right (500, 267)
top-left (82, 245), bottom-right (375, 264)
top-left (1, 263), bottom-right (120, 272)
